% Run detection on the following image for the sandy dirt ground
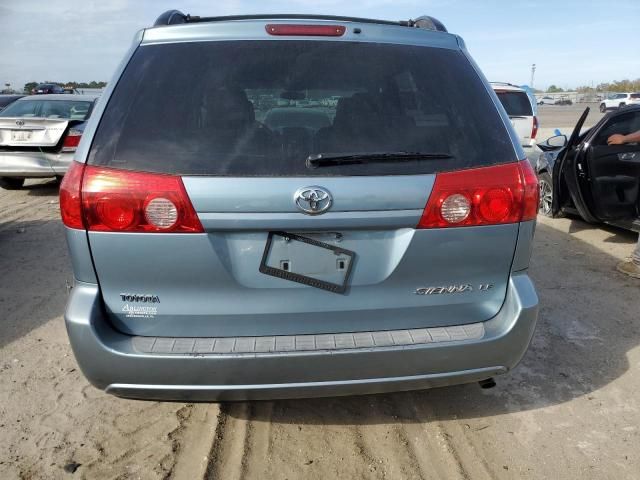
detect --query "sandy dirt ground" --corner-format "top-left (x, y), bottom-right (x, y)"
top-left (1, 144), bottom-right (639, 478)
top-left (536, 103), bottom-right (606, 131)
top-left (535, 103), bottom-right (605, 144)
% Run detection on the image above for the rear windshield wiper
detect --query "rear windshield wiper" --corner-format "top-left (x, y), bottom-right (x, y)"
top-left (306, 151), bottom-right (454, 168)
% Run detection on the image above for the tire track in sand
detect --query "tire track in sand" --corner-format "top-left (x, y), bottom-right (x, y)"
top-left (205, 391), bottom-right (497, 480)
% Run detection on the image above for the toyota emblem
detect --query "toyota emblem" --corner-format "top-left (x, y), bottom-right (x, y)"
top-left (294, 187), bottom-right (332, 215)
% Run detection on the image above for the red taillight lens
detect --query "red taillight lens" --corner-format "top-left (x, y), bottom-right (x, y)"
top-left (418, 160), bottom-right (539, 228)
top-left (520, 159), bottom-right (539, 221)
top-left (265, 24), bottom-right (346, 36)
top-left (531, 116), bottom-right (539, 140)
top-left (61, 129), bottom-right (82, 153)
top-left (81, 166), bottom-right (203, 233)
top-left (59, 160), bottom-right (85, 229)
top-left (60, 165), bottom-right (203, 233)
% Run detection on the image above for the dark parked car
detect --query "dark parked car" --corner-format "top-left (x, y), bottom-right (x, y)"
top-left (0, 94), bottom-right (24, 112)
top-left (534, 105), bottom-right (640, 232)
top-left (31, 83), bottom-right (65, 95)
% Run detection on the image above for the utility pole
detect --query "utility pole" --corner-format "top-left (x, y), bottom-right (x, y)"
top-left (530, 64), bottom-right (536, 88)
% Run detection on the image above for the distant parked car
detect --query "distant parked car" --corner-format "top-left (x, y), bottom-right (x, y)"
top-left (537, 96), bottom-right (555, 105)
top-left (554, 97), bottom-right (573, 106)
top-left (0, 94), bottom-right (97, 189)
top-left (491, 83), bottom-right (538, 148)
top-left (0, 94), bottom-right (24, 112)
top-left (533, 105), bottom-right (640, 233)
top-left (31, 83), bottom-right (65, 95)
top-left (600, 93), bottom-right (640, 112)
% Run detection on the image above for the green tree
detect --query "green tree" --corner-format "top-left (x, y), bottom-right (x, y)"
top-left (597, 79), bottom-right (640, 92)
top-left (23, 81), bottom-right (38, 94)
top-left (547, 85), bottom-right (564, 93)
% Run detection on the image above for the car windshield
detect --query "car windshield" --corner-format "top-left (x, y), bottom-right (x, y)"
top-left (89, 41), bottom-right (515, 176)
top-left (0, 100), bottom-right (92, 120)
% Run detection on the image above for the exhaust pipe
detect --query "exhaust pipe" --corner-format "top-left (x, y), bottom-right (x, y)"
top-left (478, 378), bottom-right (496, 389)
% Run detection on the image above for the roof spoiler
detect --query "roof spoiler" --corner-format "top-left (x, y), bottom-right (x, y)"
top-left (152, 11), bottom-right (447, 32)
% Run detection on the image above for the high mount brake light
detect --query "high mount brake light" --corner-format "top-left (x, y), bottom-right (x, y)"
top-left (59, 163), bottom-right (204, 233)
top-left (417, 160), bottom-right (538, 228)
top-left (265, 24), bottom-right (346, 36)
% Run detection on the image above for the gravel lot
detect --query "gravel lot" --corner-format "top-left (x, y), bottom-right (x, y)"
top-left (1, 106), bottom-right (639, 479)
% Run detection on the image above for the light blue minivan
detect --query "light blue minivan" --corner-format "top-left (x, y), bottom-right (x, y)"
top-left (60, 11), bottom-right (539, 400)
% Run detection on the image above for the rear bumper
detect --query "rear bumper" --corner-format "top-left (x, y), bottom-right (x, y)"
top-left (0, 150), bottom-right (71, 177)
top-left (65, 273), bottom-right (538, 401)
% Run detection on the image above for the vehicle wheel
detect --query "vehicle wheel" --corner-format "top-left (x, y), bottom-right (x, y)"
top-left (619, 102), bottom-right (626, 109)
top-left (0, 177), bottom-right (25, 190)
top-left (599, 103), bottom-right (606, 113)
top-left (538, 172), bottom-right (554, 217)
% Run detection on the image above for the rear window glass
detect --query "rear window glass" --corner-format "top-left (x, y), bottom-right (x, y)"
top-left (0, 100), bottom-right (92, 120)
top-left (495, 91), bottom-right (533, 117)
top-left (89, 41), bottom-right (515, 176)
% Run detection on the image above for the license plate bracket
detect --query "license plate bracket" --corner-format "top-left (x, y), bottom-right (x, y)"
top-left (259, 231), bottom-right (355, 294)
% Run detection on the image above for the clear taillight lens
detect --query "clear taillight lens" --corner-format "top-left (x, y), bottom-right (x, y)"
top-left (144, 197), bottom-right (179, 229)
top-left (418, 160), bottom-right (539, 228)
top-left (440, 193), bottom-right (471, 223)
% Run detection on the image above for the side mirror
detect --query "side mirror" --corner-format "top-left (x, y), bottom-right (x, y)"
top-left (546, 134), bottom-right (568, 148)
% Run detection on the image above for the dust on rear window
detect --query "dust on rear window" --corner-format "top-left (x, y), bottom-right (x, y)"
top-left (89, 41), bottom-right (516, 176)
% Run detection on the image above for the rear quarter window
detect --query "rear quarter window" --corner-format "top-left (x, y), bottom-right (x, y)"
top-left (89, 41), bottom-right (516, 176)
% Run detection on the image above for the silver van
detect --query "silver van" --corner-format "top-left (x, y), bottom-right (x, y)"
top-left (60, 11), bottom-right (539, 400)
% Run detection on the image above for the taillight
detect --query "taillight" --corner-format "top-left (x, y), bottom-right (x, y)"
top-left (418, 160), bottom-right (538, 229)
top-left (520, 159), bottom-right (539, 221)
top-left (59, 161), bottom-right (85, 229)
top-left (531, 116), bottom-right (539, 140)
top-left (59, 164), bottom-right (204, 233)
top-left (61, 128), bottom-right (82, 153)
top-left (265, 24), bottom-right (346, 36)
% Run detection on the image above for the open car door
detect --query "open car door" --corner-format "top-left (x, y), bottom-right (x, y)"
top-left (552, 107), bottom-right (599, 222)
top-left (579, 109), bottom-right (640, 223)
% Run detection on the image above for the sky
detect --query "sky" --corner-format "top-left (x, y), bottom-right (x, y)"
top-left (1, 0), bottom-right (639, 92)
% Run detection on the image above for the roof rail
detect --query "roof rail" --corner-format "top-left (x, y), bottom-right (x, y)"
top-left (489, 82), bottom-right (520, 87)
top-left (152, 11), bottom-right (447, 32)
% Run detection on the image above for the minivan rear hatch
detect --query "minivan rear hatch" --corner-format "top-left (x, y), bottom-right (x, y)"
top-left (494, 89), bottom-right (535, 146)
top-left (83, 29), bottom-right (523, 338)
